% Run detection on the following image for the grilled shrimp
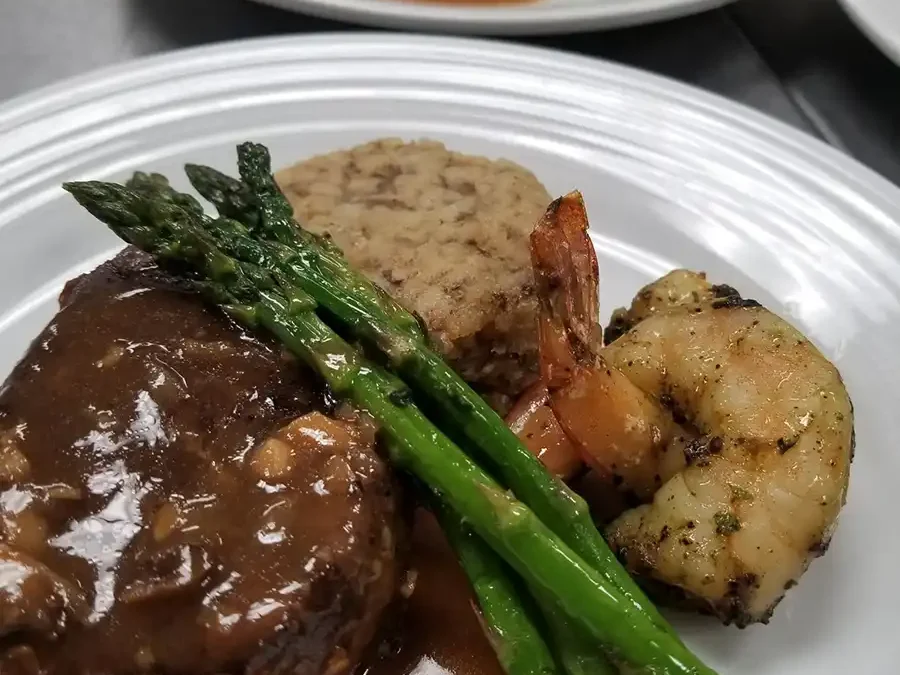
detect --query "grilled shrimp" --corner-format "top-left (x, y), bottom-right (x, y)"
top-left (529, 192), bottom-right (854, 626)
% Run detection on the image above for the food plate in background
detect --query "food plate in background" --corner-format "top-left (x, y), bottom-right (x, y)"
top-left (839, 0), bottom-right (900, 66)
top-left (0, 33), bottom-right (899, 674)
top-left (252, 0), bottom-right (734, 35)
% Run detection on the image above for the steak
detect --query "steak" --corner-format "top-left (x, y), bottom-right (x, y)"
top-left (0, 248), bottom-right (403, 675)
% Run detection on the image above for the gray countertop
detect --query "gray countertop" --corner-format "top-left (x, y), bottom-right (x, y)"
top-left (1, 0), bottom-right (898, 183)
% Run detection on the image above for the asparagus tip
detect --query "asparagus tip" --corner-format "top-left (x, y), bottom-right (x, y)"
top-left (183, 163), bottom-right (210, 180)
top-left (62, 180), bottom-right (113, 205)
top-left (237, 141), bottom-right (273, 175)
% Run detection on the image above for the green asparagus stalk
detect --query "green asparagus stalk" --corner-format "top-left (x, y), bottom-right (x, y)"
top-left (182, 164), bottom-right (259, 225)
top-left (126, 171), bottom-right (206, 215)
top-left (427, 494), bottom-right (559, 675)
top-left (261, 306), bottom-right (702, 675)
top-left (63, 180), bottom-right (715, 675)
top-left (184, 145), bottom-right (672, 638)
top-left (180, 163), bottom-right (622, 675)
top-left (184, 161), bottom-right (426, 341)
top-left (186, 155), bottom-right (624, 675)
top-left (540, 597), bottom-right (620, 675)
top-left (432, 490), bottom-right (619, 675)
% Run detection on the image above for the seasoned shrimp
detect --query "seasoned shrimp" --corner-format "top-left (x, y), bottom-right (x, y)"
top-left (505, 381), bottom-right (583, 479)
top-left (529, 192), bottom-right (854, 627)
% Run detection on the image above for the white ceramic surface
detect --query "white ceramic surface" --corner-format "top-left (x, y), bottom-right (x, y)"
top-left (252, 0), bottom-right (733, 35)
top-left (840, 0), bottom-right (900, 65)
top-left (0, 33), bottom-right (898, 674)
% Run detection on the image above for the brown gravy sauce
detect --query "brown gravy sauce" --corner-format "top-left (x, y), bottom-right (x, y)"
top-left (0, 249), bottom-right (506, 675)
top-left (0, 250), bottom-right (402, 675)
top-left (363, 511), bottom-right (504, 675)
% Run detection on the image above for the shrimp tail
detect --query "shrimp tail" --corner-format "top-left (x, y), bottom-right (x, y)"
top-left (529, 191), bottom-right (602, 390)
top-left (530, 193), bottom-right (681, 502)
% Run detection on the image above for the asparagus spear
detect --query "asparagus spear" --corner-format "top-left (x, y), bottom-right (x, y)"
top-left (540, 597), bottom-right (620, 675)
top-left (126, 171), bottom-right (206, 215)
top-left (187, 156), bottom-right (625, 675)
top-left (261, 307), bottom-right (701, 675)
top-left (184, 161), bottom-right (425, 341)
top-left (429, 483), bottom-right (617, 675)
top-left (182, 164), bottom-right (258, 225)
top-left (185, 145), bottom-right (672, 637)
top-left (179, 162), bottom-right (621, 675)
top-left (428, 495), bottom-right (559, 675)
top-left (63, 180), bottom-right (715, 675)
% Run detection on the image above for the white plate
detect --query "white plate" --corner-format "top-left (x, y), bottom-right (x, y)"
top-left (253, 0), bottom-right (734, 35)
top-left (840, 0), bottom-right (900, 65)
top-left (0, 33), bottom-right (898, 674)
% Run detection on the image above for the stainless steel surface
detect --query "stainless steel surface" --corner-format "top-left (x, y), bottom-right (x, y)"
top-left (734, 0), bottom-right (900, 185)
top-left (1, 0), bottom-right (898, 182)
top-left (0, 1), bottom-right (802, 120)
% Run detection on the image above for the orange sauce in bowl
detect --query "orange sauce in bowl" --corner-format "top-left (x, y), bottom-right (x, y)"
top-left (402, 0), bottom-right (536, 6)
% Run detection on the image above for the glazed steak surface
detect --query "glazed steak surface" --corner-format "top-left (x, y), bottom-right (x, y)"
top-left (0, 249), bottom-right (402, 675)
